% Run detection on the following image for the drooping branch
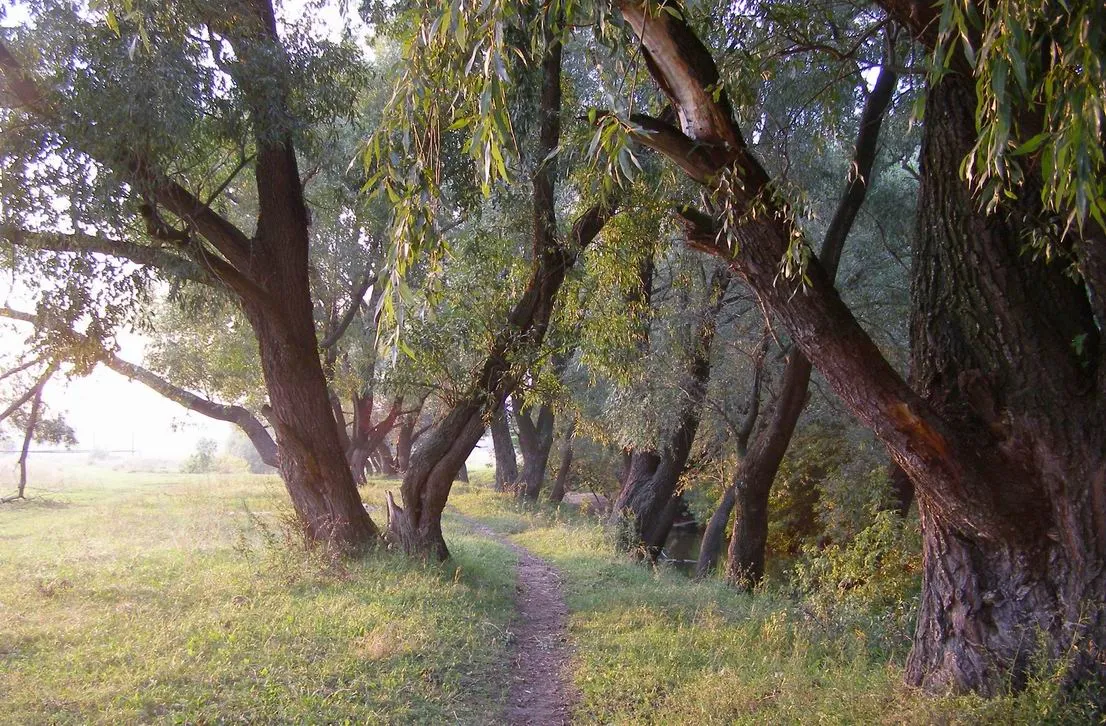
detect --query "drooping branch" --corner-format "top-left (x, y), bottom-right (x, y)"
top-left (104, 354), bottom-right (278, 468)
top-left (0, 307), bottom-right (278, 467)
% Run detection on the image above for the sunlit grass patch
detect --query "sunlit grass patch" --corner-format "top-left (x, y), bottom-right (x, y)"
top-left (451, 486), bottom-right (1103, 725)
top-left (0, 470), bottom-right (516, 725)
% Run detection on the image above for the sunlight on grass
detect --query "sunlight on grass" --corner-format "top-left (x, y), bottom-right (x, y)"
top-left (452, 487), bottom-right (1103, 725)
top-left (0, 470), bottom-right (515, 724)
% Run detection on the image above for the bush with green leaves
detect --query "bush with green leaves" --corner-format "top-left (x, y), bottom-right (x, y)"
top-left (791, 510), bottom-right (922, 657)
top-left (181, 438), bottom-right (218, 474)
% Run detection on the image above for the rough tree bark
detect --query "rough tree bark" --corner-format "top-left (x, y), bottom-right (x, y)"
top-left (491, 401), bottom-right (520, 492)
top-left (901, 73), bottom-right (1105, 694)
top-left (611, 265), bottom-right (731, 556)
top-left (386, 16), bottom-right (616, 558)
top-left (617, 0), bottom-right (1105, 694)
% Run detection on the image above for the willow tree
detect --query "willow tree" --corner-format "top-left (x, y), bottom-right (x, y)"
top-left (606, 0), bottom-right (1104, 697)
top-left (0, 0), bottom-right (378, 547)
top-left (368, 0), bottom-right (618, 557)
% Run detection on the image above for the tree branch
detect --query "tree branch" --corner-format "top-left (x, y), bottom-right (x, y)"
top-left (0, 360), bottom-right (57, 425)
top-left (0, 307), bottom-right (278, 467)
top-left (320, 266), bottom-right (379, 350)
top-left (1, 226), bottom-right (211, 284)
top-left (0, 355), bottom-right (45, 384)
top-left (0, 41), bottom-right (258, 293)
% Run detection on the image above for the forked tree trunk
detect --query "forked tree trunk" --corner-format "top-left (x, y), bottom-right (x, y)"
top-left (695, 327), bottom-right (768, 578)
top-left (549, 417), bottom-right (576, 504)
top-left (612, 266), bottom-right (730, 556)
top-left (725, 350), bottom-right (812, 584)
top-left (491, 402), bottom-right (519, 491)
top-left (515, 397), bottom-right (556, 500)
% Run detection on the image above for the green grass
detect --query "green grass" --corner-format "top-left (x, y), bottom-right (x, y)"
top-left (0, 467), bottom-right (517, 725)
top-left (450, 487), bottom-right (1103, 725)
top-left (2, 466), bottom-right (1098, 724)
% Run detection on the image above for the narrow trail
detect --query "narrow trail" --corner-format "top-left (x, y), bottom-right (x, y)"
top-left (454, 514), bottom-right (575, 726)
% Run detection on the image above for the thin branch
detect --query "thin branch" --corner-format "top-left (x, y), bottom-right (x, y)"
top-left (320, 267), bottom-right (379, 350)
top-left (0, 360), bottom-right (57, 425)
top-left (0, 355), bottom-right (45, 384)
top-left (2, 226), bottom-right (211, 284)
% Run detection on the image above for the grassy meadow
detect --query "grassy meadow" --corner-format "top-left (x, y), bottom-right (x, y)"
top-left (0, 461), bottom-right (516, 724)
top-left (0, 460), bottom-right (1100, 724)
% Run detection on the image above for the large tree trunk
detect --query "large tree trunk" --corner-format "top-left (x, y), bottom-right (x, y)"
top-left (491, 401), bottom-right (519, 491)
top-left (611, 266), bottom-right (731, 556)
top-left (246, 303), bottom-right (378, 548)
top-left (618, 2), bottom-right (1105, 693)
top-left (0, 0), bottom-right (377, 549)
top-left (514, 397), bottom-right (556, 500)
top-left (901, 73), bottom-right (1106, 693)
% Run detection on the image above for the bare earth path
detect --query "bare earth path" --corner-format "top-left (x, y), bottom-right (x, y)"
top-left (454, 514), bottom-right (575, 726)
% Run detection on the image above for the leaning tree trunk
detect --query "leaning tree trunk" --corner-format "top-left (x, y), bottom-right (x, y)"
top-left (612, 266), bottom-right (730, 556)
top-left (723, 62), bottom-right (897, 587)
top-left (491, 401), bottom-right (519, 491)
top-left (386, 13), bottom-right (616, 558)
top-left (618, 2), bottom-right (1105, 693)
top-left (901, 73), bottom-right (1106, 694)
